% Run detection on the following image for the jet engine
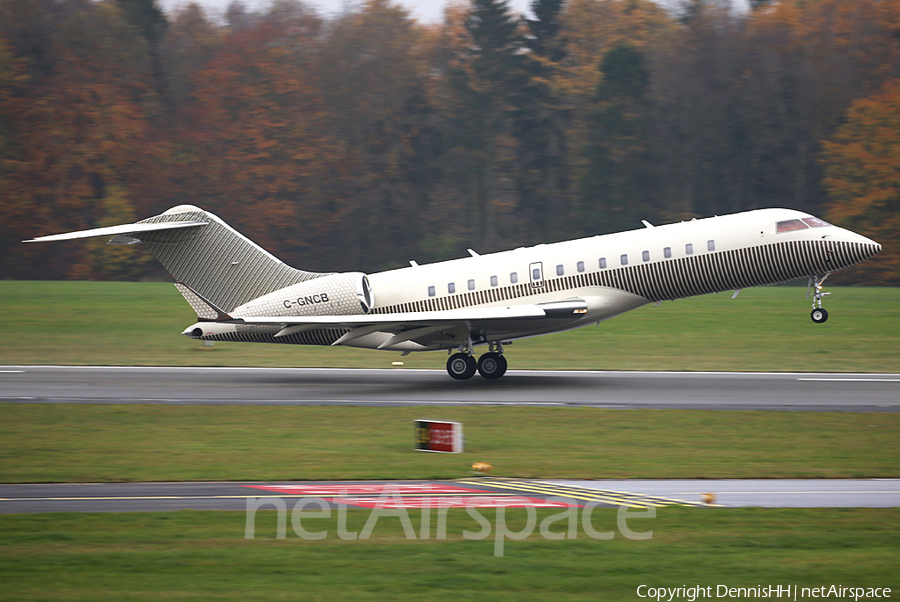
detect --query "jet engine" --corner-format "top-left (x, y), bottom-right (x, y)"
top-left (233, 272), bottom-right (373, 318)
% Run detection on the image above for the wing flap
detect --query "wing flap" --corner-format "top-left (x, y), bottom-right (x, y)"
top-left (235, 304), bottom-right (548, 328)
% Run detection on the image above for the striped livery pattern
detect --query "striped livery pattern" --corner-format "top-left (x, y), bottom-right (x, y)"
top-left (372, 239), bottom-right (875, 315)
top-left (202, 326), bottom-right (350, 346)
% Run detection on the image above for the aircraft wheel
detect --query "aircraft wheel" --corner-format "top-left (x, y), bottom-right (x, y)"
top-left (811, 308), bottom-right (828, 324)
top-left (447, 353), bottom-right (477, 380)
top-left (477, 352), bottom-right (507, 380)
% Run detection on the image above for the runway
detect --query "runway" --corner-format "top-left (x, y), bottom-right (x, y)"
top-left (2, 365), bottom-right (899, 411)
top-left (1, 479), bottom-right (897, 514)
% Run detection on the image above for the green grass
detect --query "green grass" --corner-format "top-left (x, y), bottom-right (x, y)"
top-left (1, 404), bottom-right (897, 483)
top-left (1, 280), bottom-right (898, 371)
top-left (0, 508), bottom-right (897, 601)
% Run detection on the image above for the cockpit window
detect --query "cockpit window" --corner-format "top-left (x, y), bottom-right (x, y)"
top-left (802, 217), bottom-right (831, 228)
top-left (776, 219), bottom-right (809, 233)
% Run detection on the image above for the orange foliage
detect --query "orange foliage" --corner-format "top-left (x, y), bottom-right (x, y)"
top-left (179, 16), bottom-right (342, 261)
top-left (821, 78), bottom-right (900, 284)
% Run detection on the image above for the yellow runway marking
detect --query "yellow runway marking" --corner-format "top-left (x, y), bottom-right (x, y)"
top-left (456, 479), bottom-right (717, 508)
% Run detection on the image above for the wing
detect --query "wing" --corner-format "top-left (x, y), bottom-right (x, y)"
top-left (249, 299), bottom-right (587, 349)
top-left (181, 279), bottom-right (588, 350)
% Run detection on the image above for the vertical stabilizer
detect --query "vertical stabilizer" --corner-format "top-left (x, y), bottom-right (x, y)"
top-left (136, 205), bottom-right (329, 312)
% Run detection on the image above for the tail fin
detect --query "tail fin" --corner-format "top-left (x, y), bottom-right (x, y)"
top-left (26, 205), bottom-right (329, 312)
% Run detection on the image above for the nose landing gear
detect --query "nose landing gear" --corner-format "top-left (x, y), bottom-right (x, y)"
top-left (807, 274), bottom-right (831, 324)
top-left (446, 342), bottom-right (508, 380)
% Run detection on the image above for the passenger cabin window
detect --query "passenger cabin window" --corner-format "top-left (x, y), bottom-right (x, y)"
top-left (664, 247), bottom-right (672, 259)
top-left (467, 279), bottom-right (476, 291)
top-left (599, 257), bottom-right (607, 269)
top-left (642, 250), bottom-right (650, 262)
top-left (490, 275), bottom-right (498, 287)
top-left (577, 261), bottom-right (585, 273)
top-left (556, 264), bottom-right (564, 276)
top-left (533, 267), bottom-right (542, 280)
top-left (707, 240), bottom-right (715, 252)
top-left (803, 217), bottom-right (831, 228)
top-left (685, 243), bottom-right (693, 255)
top-left (777, 219), bottom-right (808, 233)
top-left (428, 286), bottom-right (436, 297)
top-left (620, 254), bottom-right (628, 266)
top-left (510, 272), bottom-right (518, 284)
top-left (448, 282), bottom-right (456, 294)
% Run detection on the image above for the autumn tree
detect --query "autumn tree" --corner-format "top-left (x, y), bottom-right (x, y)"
top-left (174, 1), bottom-right (346, 270)
top-left (821, 78), bottom-right (900, 284)
top-left (157, 3), bottom-right (221, 116)
top-left (0, 0), bottom-right (159, 279)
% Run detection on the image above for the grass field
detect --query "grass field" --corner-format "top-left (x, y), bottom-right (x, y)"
top-left (3, 507), bottom-right (899, 601)
top-left (1, 281), bottom-right (898, 371)
top-left (0, 508), bottom-right (897, 601)
top-left (1, 404), bottom-right (897, 483)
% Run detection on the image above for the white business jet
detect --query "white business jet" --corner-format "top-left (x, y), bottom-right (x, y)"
top-left (25, 205), bottom-right (880, 380)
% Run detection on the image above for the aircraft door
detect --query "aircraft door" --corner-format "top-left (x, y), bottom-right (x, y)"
top-left (529, 262), bottom-right (544, 288)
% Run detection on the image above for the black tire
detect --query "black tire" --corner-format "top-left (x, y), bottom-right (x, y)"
top-left (811, 308), bottom-right (828, 324)
top-left (477, 352), bottom-right (507, 380)
top-left (447, 353), bottom-right (477, 380)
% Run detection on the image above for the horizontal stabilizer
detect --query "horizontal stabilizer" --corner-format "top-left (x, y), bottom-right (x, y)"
top-left (23, 220), bottom-right (208, 243)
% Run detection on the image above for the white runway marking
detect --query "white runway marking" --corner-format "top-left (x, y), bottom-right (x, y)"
top-left (797, 377), bottom-right (900, 382)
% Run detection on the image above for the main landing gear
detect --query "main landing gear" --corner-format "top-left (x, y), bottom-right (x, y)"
top-left (807, 274), bottom-right (831, 324)
top-left (446, 342), bottom-right (508, 380)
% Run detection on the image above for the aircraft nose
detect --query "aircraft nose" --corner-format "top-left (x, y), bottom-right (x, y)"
top-left (840, 229), bottom-right (881, 256)
top-left (861, 237), bottom-right (881, 259)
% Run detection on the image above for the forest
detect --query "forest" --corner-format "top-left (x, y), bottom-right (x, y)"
top-left (1, 0), bottom-right (898, 283)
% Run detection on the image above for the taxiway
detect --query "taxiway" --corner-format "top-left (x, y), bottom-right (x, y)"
top-left (1, 479), bottom-right (897, 514)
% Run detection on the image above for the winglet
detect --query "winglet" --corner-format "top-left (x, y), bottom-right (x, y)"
top-left (174, 282), bottom-right (233, 322)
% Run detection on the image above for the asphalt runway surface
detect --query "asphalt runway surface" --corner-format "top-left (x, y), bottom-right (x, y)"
top-left (1, 479), bottom-right (897, 514)
top-left (2, 365), bottom-right (899, 411)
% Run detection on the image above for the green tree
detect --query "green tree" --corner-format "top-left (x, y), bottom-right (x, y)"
top-left (579, 42), bottom-right (653, 234)
top-left (316, 0), bottom-right (439, 269)
top-left (442, 0), bottom-right (528, 247)
top-left (514, 0), bottom-right (570, 240)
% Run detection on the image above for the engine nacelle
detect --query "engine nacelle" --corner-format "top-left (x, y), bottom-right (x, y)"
top-left (233, 272), bottom-right (373, 318)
